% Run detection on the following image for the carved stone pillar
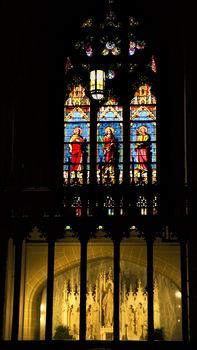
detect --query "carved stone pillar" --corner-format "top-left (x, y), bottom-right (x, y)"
top-left (0, 227), bottom-right (9, 340)
top-left (188, 224), bottom-right (197, 342)
top-left (178, 224), bottom-right (189, 342)
top-left (11, 220), bottom-right (31, 341)
top-left (11, 236), bottom-right (23, 341)
top-left (180, 237), bottom-right (189, 341)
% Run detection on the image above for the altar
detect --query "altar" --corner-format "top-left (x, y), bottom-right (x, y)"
top-left (100, 326), bottom-right (113, 340)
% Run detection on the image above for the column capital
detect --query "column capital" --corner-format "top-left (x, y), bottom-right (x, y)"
top-left (38, 217), bottom-right (65, 242)
top-left (137, 216), bottom-right (163, 242)
top-left (168, 215), bottom-right (191, 242)
top-left (9, 217), bottom-right (35, 243)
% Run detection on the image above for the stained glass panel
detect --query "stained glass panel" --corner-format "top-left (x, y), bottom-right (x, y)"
top-left (64, 85), bottom-right (90, 185)
top-left (97, 99), bottom-right (123, 184)
top-left (130, 85), bottom-right (157, 185)
top-left (148, 55), bottom-right (157, 73)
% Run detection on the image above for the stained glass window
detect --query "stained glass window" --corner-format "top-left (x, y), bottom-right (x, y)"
top-left (148, 55), bottom-right (157, 73)
top-left (128, 34), bottom-right (146, 56)
top-left (97, 98), bottom-right (123, 185)
top-left (64, 85), bottom-right (90, 185)
top-left (63, 4), bottom-right (158, 193)
top-left (130, 84), bottom-right (157, 185)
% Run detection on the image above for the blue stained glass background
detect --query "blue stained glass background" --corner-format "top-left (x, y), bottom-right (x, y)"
top-left (130, 122), bottom-right (156, 143)
top-left (97, 122), bottom-right (123, 163)
top-left (130, 122), bottom-right (156, 164)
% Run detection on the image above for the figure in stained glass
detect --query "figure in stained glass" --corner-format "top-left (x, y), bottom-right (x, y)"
top-left (102, 126), bottom-right (118, 175)
top-left (135, 125), bottom-right (151, 170)
top-left (69, 126), bottom-right (85, 172)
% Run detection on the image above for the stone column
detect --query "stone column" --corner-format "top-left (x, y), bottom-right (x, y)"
top-left (188, 224), bottom-right (197, 341)
top-left (179, 232), bottom-right (189, 341)
top-left (0, 228), bottom-right (9, 340)
top-left (11, 226), bottom-right (24, 340)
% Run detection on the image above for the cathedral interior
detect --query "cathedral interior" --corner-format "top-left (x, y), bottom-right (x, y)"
top-left (0, 0), bottom-right (195, 350)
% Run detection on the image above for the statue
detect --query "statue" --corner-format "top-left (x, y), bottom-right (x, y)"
top-left (102, 283), bottom-right (113, 327)
top-left (86, 304), bottom-right (93, 339)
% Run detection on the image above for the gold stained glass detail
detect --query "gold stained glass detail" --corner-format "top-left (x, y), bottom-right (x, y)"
top-left (130, 85), bottom-right (156, 105)
top-left (65, 85), bottom-right (90, 106)
top-left (81, 18), bottom-right (93, 28)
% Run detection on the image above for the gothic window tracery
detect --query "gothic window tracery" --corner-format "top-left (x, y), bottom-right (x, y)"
top-left (63, 4), bottom-right (157, 192)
